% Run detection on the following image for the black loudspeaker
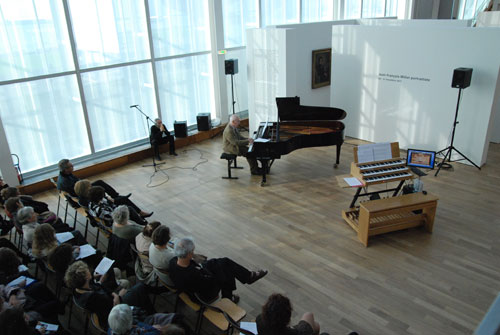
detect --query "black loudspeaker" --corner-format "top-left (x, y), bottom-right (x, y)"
top-left (173, 121), bottom-right (187, 138)
top-left (224, 59), bottom-right (238, 75)
top-left (451, 68), bottom-right (472, 89)
top-left (196, 113), bottom-right (212, 131)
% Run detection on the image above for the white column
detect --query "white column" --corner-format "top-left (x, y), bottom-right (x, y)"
top-left (209, 0), bottom-right (229, 125)
top-left (0, 117), bottom-right (19, 186)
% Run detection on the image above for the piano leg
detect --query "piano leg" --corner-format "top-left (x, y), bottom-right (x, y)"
top-left (260, 160), bottom-right (269, 186)
top-left (334, 143), bottom-right (342, 168)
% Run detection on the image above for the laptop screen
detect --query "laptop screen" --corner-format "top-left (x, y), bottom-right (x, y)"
top-left (406, 149), bottom-right (436, 169)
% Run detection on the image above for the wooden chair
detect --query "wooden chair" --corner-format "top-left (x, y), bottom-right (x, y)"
top-left (220, 153), bottom-right (243, 179)
top-left (90, 313), bottom-right (107, 335)
top-left (194, 293), bottom-right (247, 335)
top-left (69, 294), bottom-right (90, 335)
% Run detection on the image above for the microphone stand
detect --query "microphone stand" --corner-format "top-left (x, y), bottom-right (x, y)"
top-left (130, 105), bottom-right (165, 171)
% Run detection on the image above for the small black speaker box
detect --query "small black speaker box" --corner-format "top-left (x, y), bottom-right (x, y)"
top-left (225, 59), bottom-right (238, 75)
top-left (451, 68), bottom-right (472, 89)
top-left (173, 121), bottom-right (187, 138)
top-left (196, 113), bottom-right (212, 131)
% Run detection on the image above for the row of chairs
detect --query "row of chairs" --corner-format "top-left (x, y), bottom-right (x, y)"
top-left (34, 181), bottom-right (256, 335)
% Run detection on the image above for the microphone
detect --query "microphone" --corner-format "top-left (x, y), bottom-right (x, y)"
top-left (130, 105), bottom-right (138, 108)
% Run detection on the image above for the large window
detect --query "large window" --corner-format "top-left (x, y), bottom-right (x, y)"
top-left (149, 0), bottom-right (210, 57)
top-left (302, 0), bottom-right (334, 22)
top-left (68, 0), bottom-right (150, 68)
top-left (222, 0), bottom-right (259, 48)
top-left (81, 63), bottom-right (157, 152)
top-left (0, 76), bottom-right (90, 172)
top-left (156, 54), bottom-right (215, 129)
top-left (0, 0), bottom-right (73, 81)
top-left (261, 0), bottom-right (300, 26)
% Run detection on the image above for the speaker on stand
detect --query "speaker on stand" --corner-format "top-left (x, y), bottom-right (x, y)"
top-left (435, 67), bottom-right (480, 176)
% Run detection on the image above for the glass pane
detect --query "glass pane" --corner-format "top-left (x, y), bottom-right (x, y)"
top-left (386, 0), bottom-right (398, 16)
top-left (156, 54), bottom-right (215, 129)
top-left (0, 76), bottom-right (90, 172)
top-left (262, 0), bottom-right (299, 26)
top-left (149, 0), bottom-right (210, 57)
top-left (81, 63), bottom-right (157, 152)
top-left (462, 0), bottom-right (476, 19)
top-left (344, 0), bottom-right (362, 19)
top-left (362, 0), bottom-right (385, 18)
top-left (302, 0), bottom-right (334, 22)
top-left (225, 50), bottom-right (248, 115)
top-left (0, 0), bottom-right (73, 81)
top-left (222, 0), bottom-right (258, 48)
top-left (68, 0), bottom-right (150, 69)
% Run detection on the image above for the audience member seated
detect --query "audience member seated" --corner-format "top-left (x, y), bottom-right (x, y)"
top-left (15, 207), bottom-right (38, 243)
top-left (0, 248), bottom-right (63, 323)
top-left (31, 223), bottom-right (86, 259)
top-left (135, 222), bottom-right (161, 283)
top-left (64, 261), bottom-right (155, 328)
top-left (256, 293), bottom-right (325, 335)
top-left (89, 186), bottom-right (149, 226)
top-left (107, 303), bottom-right (184, 335)
top-left (74, 179), bottom-right (93, 207)
top-left (149, 225), bottom-right (175, 286)
top-left (0, 214), bottom-right (14, 236)
top-left (168, 237), bottom-right (268, 303)
top-left (0, 176), bottom-right (10, 205)
top-left (57, 158), bottom-right (132, 201)
top-left (4, 197), bottom-right (23, 221)
top-left (1, 187), bottom-right (49, 214)
top-left (16, 207), bottom-right (71, 243)
top-left (0, 307), bottom-right (41, 335)
top-left (112, 206), bottom-right (143, 242)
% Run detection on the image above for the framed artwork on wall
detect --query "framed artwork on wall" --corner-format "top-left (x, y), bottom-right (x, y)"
top-left (312, 48), bottom-right (331, 89)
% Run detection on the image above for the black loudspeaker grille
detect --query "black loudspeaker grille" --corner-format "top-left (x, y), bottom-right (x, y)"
top-left (451, 67), bottom-right (472, 89)
top-left (174, 121), bottom-right (187, 138)
top-left (225, 59), bottom-right (238, 75)
top-left (196, 113), bottom-right (212, 131)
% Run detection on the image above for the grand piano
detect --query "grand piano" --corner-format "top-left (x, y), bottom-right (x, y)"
top-left (249, 96), bottom-right (347, 185)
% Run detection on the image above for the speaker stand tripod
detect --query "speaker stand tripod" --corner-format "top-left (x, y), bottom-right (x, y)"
top-left (131, 105), bottom-right (165, 172)
top-left (434, 87), bottom-right (480, 177)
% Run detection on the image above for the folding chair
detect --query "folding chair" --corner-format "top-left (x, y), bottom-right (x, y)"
top-left (194, 293), bottom-right (246, 335)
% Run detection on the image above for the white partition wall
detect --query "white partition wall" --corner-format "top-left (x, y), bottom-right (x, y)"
top-left (330, 25), bottom-right (500, 166)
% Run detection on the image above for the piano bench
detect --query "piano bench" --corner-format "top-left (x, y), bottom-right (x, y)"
top-left (220, 153), bottom-right (243, 179)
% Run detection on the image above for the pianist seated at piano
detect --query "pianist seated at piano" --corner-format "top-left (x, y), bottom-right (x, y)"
top-left (223, 115), bottom-right (262, 175)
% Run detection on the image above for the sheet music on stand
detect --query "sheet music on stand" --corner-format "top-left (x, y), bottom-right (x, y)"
top-left (357, 143), bottom-right (392, 163)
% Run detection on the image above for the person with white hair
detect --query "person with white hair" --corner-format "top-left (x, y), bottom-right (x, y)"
top-left (150, 118), bottom-right (177, 161)
top-left (108, 304), bottom-right (181, 335)
top-left (169, 237), bottom-right (268, 304)
top-left (222, 114), bottom-right (261, 175)
top-left (15, 206), bottom-right (38, 243)
top-left (112, 205), bottom-right (144, 242)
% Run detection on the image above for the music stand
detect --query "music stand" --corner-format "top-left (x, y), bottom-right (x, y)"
top-left (130, 105), bottom-right (165, 172)
top-left (434, 87), bottom-right (480, 176)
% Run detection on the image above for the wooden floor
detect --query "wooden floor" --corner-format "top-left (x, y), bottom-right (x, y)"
top-left (35, 135), bottom-right (500, 335)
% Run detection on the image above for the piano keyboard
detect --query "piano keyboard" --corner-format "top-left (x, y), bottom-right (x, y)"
top-left (350, 157), bottom-right (413, 186)
top-left (364, 172), bottom-right (412, 183)
top-left (358, 159), bottom-right (406, 170)
top-left (362, 166), bottom-right (409, 176)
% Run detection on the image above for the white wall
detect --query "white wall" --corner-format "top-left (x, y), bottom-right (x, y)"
top-left (330, 25), bottom-right (500, 166)
top-left (358, 18), bottom-right (471, 26)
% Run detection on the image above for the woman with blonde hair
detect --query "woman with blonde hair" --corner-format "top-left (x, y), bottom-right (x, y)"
top-left (32, 223), bottom-right (86, 259)
top-left (74, 179), bottom-right (92, 207)
top-left (31, 223), bottom-right (58, 259)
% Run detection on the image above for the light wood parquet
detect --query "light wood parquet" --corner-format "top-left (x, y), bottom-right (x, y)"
top-left (34, 135), bottom-right (500, 335)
